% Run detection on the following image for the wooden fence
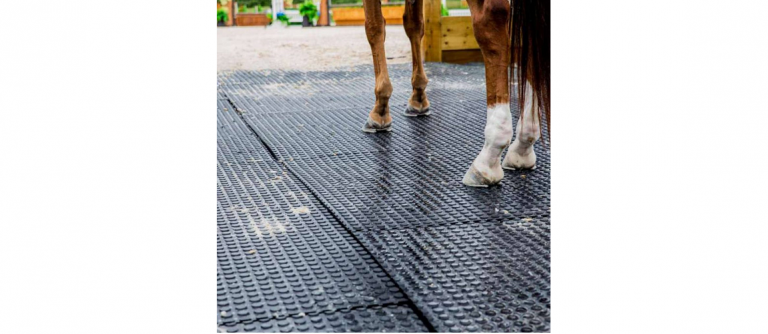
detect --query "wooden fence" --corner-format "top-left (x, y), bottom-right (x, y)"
top-left (422, 0), bottom-right (482, 63)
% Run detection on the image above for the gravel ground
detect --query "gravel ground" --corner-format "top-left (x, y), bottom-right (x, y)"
top-left (217, 25), bottom-right (413, 71)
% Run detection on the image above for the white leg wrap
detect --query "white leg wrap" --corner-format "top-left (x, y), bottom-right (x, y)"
top-left (462, 103), bottom-right (514, 187)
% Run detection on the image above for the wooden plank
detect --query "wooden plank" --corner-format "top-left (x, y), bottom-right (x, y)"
top-left (235, 13), bottom-right (270, 26)
top-left (381, 6), bottom-right (405, 24)
top-left (423, 0), bottom-right (442, 62)
top-left (441, 49), bottom-right (484, 64)
top-left (440, 16), bottom-right (479, 51)
top-left (332, 6), bottom-right (404, 26)
top-left (332, 7), bottom-right (366, 22)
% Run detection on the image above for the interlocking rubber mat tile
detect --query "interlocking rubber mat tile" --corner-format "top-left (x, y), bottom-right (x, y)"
top-left (216, 224), bottom-right (404, 325)
top-left (269, 103), bottom-right (550, 230)
top-left (242, 96), bottom-right (539, 161)
top-left (227, 68), bottom-right (550, 232)
top-left (217, 104), bottom-right (407, 326)
top-left (217, 305), bottom-right (429, 333)
top-left (219, 67), bottom-right (408, 115)
top-left (358, 218), bottom-right (551, 332)
top-left (285, 155), bottom-right (549, 231)
top-left (240, 99), bottom-right (497, 161)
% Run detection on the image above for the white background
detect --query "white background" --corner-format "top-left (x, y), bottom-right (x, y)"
top-left (1, 0), bottom-right (767, 333)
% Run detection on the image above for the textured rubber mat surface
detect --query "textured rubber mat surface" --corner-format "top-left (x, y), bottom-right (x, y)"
top-left (217, 62), bottom-right (550, 332)
top-left (217, 103), bottom-right (419, 329)
top-left (359, 218), bottom-right (551, 332)
top-left (217, 305), bottom-right (429, 333)
top-left (273, 103), bottom-right (549, 231)
top-left (218, 64), bottom-right (486, 116)
top-left (223, 64), bottom-right (549, 232)
top-left (241, 99), bottom-right (500, 160)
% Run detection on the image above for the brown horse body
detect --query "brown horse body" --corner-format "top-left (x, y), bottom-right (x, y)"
top-left (361, 0), bottom-right (549, 187)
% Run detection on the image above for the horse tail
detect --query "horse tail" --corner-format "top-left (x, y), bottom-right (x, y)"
top-left (510, 0), bottom-right (550, 141)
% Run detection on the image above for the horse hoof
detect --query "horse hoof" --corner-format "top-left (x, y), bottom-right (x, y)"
top-left (404, 106), bottom-right (430, 117)
top-left (362, 116), bottom-right (392, 133)
top-left (502, 148), bottom-right (537, 170)
top-left (462, 163), bottom-right (503, 187)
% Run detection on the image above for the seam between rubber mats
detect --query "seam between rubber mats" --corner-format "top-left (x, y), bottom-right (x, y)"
top-left (220, 95), bottom-right (439, 332)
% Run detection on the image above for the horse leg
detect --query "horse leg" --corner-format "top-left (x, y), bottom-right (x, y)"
top-left (361, 0), bottom-right (394, 133)
top-left (462, 0), bottom-right (513, 187)
top-left (403, 0), bottom-right (430, 117)
top-left (503, 79), bottom-right (540, 169)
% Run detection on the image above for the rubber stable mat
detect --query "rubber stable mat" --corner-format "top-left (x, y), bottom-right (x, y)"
top-left (287, 153), bottom-right (548, 230)
top-left (217, 99), bottom-right (273, 162)
top-left (240, 99), bottom-right (498, 160)
top-left (218, 62), bottom-right (551, 332)
top-left (217, 305), bottom-right (429, 333)
top-left (217, 103), bottom-right (410, 327)
top-left (219, 63), bottom-right (486, 116)
top-left (236, 98), bottom-right (549, 231)
top-left (358, 218), bottom-right (551, 332)
top-left (271, 107), bottom-right (548, 231)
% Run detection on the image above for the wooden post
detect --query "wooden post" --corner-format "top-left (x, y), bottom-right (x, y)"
top-left (423, 0), bottom-right (442, 62)
top-left (318, 0), bottom-right (329, 26)
top-left (221, 0), bottom-right (234, 26)
top-left (231, 2), bottom-right (237, 26)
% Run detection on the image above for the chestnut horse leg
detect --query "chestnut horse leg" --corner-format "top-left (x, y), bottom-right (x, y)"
top-left (403, 0), bottom-right (430, 117)
top-left (361, 0), bottom-right (394, 133)
top-left (462, 0), bottom-right (513, 187)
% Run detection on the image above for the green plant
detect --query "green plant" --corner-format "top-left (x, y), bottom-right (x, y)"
top-left (217, 8), bottom-right (229, 22)
top-left (267, 13), bottom-right (273, 24)
top-left (441, 4), bottom-right (449, 16)
top-left (298, 1), bottom-right (318, 21)
top-left (257, 5), bottom-right (263, 13)
top-left (276, 12), bottom-right (290, 25)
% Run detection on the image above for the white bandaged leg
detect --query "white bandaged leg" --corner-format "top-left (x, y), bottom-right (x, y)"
top-left (462, 103), bottom-right (514, 187)
top-left (503, 81), bottom-right (540, 169)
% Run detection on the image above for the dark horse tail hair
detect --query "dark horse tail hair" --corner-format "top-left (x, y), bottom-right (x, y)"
top-left (510, 0), bottom-right (550, 141)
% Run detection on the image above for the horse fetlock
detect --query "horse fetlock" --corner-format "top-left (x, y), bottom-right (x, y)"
top-left (362, 111), bottom-right (392, 133)
top-left (511, 118), bottom-right (540, 150)
top-left (503, 140), bottom-right (537, 170)
top-left (370, 103), bottom-right (391, 118)
top-left (412, 74), bottom-right (428, 90)
top-left (503, 108), bottom-right (539, 169)
top-left (463, 158), bottom-right (504, 187)
top-left (519, 126), bottom-right (540, 145)
top-left (405, 88), bottom-right (430, 116)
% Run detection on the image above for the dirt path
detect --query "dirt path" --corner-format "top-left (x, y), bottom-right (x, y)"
top-left (217, 25), bottom-right (412, 71)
